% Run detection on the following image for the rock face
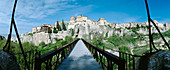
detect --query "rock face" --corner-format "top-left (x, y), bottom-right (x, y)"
top-left (136, 51), bottom-right (170, 70)
top-left (0, 35), bottom-right (6, 40)
top-left (20, 15), bottom-right (170, 46)
top-left (21, 31), bottom-right (72, 45)
top-left (0, 50), bottom-right (20, 70)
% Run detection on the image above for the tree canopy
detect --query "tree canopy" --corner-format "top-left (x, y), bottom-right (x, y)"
top-left (56, 21), bottom-right (62, 31)
top-left (53, 27), bottom-right (58, 33)
top-left (62, 19), bottom-right (67, 31)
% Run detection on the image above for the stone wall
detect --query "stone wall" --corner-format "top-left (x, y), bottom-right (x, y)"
top-left (0, 50), bottom-right (20, 70)
top-left (136, 51), bottom-right (170, 70)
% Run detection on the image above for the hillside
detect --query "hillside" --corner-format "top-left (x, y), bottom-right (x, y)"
top-left (19, 15), bottom-right (170, 55)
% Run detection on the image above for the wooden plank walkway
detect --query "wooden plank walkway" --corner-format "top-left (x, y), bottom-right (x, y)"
top-left (57, 39), bottom-right (103, 70)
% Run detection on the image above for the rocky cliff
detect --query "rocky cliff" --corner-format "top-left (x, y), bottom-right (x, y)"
top-left (21, 31), bottom-right (72, 45)
top-left (136, 51), bottom-right (170, 70)
top-left (0, 50), bottom-right (20, 70)
top-left (20, 21), bottom-right (170, 46)
top-left (20, 15), bottom-right (170, 46)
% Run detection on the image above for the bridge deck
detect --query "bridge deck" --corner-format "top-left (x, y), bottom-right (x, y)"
top-left (57, 39), bottom-right (103, 70)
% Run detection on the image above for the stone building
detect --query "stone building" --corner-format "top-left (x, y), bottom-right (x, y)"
top-left (76, 15), bottom-right (87, 22)
top-left (32, 24), bottom-right (52, 33)
top-left (70, 16), bottom-right (76, 24)
top-left (111, 23), bottom-right (117, 27)
top-left (165, 22), bottom-right (170, 27)
top-left (97, 18), bottom-right (107, 25)
top-left (124, 23), bottom-right (131, 27)
top-left (32, 15), bottom-right (168, 35)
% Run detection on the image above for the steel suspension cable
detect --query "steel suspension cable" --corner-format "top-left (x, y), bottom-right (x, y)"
top-left (145, 0), bottom-right (169, 53)
top-left (3, 0), bottom-right (30, 70)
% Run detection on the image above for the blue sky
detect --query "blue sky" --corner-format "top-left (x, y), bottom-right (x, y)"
top-left (0, 0), bottom-right (170, 34)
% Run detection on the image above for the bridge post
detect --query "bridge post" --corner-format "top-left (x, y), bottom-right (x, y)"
top-left (118, 59), bottom-right (125, 70)
top-left (34, 56), bottom-right (41, 70)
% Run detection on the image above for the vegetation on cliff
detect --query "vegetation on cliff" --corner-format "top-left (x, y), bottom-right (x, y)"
top-left (53, 27), bottom-right (58, 33)
top-left (62, 19), bottom-right (67, 31)
top-left (88, 29), bottom-right (170, 56)
top-left (56, 21), bottom-right (62, 31)
top-left (0, 36), bottom-right (76, 54)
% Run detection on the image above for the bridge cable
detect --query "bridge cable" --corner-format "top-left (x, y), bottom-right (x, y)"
top-left (144, 0), bottom-right (170, 53)
top-left (2, 0), bottom-right (30, 70)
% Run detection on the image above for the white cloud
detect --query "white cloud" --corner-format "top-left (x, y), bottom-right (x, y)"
top-left (122, 16), bottom-right (141, 23)
top-left (159, 18), bottom-right (170, 23)
top-left (0, 0), bottom-right (78, 24)
top-left (0, 0), bottom-right (93, 34)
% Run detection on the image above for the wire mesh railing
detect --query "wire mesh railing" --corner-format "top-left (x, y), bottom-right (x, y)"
top-left (34, 39), bottom-right (79, 70)
top-left (82, 39), bottom-right (125, 70)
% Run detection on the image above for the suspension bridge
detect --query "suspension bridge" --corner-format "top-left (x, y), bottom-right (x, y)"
top-left (57, 39), bottom-right (103, 70)
top-left (1, 0), bottom-right (170, 70)
top-left (34, 38), bottom-right (127, 70)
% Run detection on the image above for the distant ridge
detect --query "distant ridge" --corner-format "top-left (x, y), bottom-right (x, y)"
top-left (0, 34), bottom-right (18, 38)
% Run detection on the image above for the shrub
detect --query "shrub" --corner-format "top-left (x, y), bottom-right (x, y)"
top-left (39, 41), bottom-right (45, 48)
top-left (119, 46), bottom-right (130, 53)
top-left (132, 28), bottom-right (138, 34)
top-left (0, 40), bottom-right (6, 49)
top-left (22, 42), bottom-right (36, 51)
top-left (71, 29), bottom-right (75, 36)
top-left (65, 36), bottom-right (73, 43)
top-left (162, 30), bottom-right (170, 37)
top-left (61, 40), bottom-right (68, 46)
top-left (91, 39), bottom-right (105, 48)
top-left (62, 19), bottom-right (67, 31)
top-left (28, 33), bottom-right (33, 36)
top-left (152, 33), bottom-right (159, 39)
top-left (53, 27), bottom-right (58, 33)
top-left (53, 30), bottom-right (58, 33)
top-left (105, 31), bottom-right (109, 38)
top-left (136, 24), bottom-right (140, 29)
top-left (56, 21), bottom-right (62, 31)
top-left (108, 24), bottom-right (112, 28)
top-left (54, 38), bottom-right (58, 42)
top-left (33, 32), bottom-right (36, 34)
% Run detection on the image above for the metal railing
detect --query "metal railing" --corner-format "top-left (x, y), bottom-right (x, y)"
top-left (103, 47), bottom-right (143, 70)
top-left (13, 45), bottom-right (59, 70)
top-left (119, 50), bottom-right (142, 70)
top-left (82, 39), bottom-right (125, 70)
top-left (15, 50), bottom-right (39, 70)
top-left (34, 39), bottom-right (79, 70)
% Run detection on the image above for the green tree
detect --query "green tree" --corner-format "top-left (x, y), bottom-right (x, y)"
top-left (53, 27), bottom-right (58, 33)
top-left (65, 36), bottom-right (73, 43)
top-left (119, 46), bottom-right (130, 53)
top-left (108, 24), bottom-right (112, 28)
top-left (39, 41), bottom-right (45, 48)
top-left (99, 35), bottom-right (104, 40)
top-left (105, 31), bottom-right (109, 38)
top-left (56, 21), bottom-right (62, 31)
top-left (137, 24), bottom-right (140, 29)
top-left (61, 40), bottom-right (68, 46)
top-left (28, 33), bottom-right (33, 36)
top-left (77, 28), bottom-right (79, 34)
top-left (91, 40), bottom-right (104, 48)
top-left (22, 42), bottom-right (35, 51)
top-left (54, 38), bottom-right (58, 42)
top-left (71, 29), bottom-right (75, 36)
top-left (62, 19), bottom-right (67, 31)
